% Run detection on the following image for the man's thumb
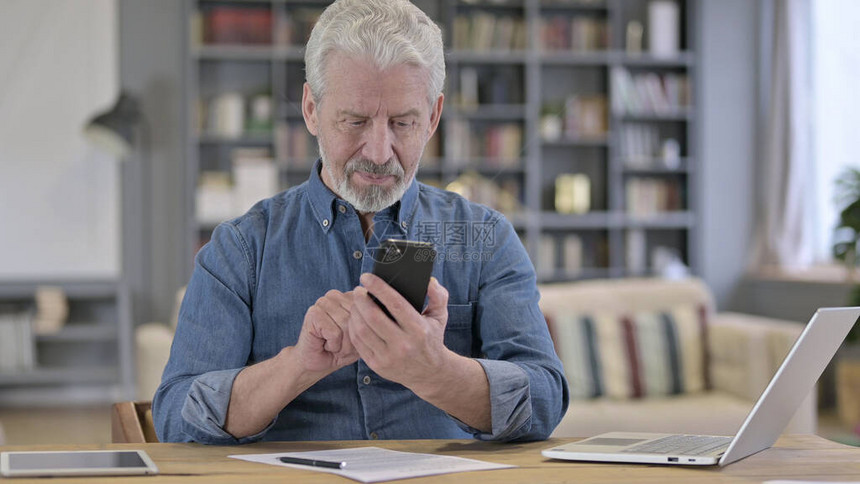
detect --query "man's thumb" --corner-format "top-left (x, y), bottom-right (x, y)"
top-left (424, 277), bottom-right (449, 317)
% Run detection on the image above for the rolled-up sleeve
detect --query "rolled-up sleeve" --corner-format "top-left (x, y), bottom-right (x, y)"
top-left (460, 215), bottom-right (569, 441)
top-left (152, 222), bottom-right (264, 444)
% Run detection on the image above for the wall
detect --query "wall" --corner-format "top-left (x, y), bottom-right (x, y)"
top-left (0, 0), bottom-right (119, 280)
top-left (698, 0), bottom-right (759, 310)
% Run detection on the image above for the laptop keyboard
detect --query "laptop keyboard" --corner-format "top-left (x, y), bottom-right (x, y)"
top-left (619, 435), bottom-right (732, 456)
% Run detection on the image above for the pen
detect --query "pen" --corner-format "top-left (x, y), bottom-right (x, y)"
top-left (278, 456), bottom-right (346, 470)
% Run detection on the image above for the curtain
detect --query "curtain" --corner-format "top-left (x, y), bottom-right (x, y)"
top-left (749, 0), bottom-right (814, 271)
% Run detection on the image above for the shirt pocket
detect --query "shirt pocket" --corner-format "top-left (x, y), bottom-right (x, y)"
top-left (444, 303), bottom-right (475, 357)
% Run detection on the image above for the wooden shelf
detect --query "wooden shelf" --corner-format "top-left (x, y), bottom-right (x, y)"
top-left (454, 0), bottom-right (525, 9)
top-left (539, 51), bottom-right (612, 66)
top-left (0, 280), bottom-right (119, 299)
top-left (539, 1), bottom-right (610, 12)
top-left (447, 50), bottom-right (528, 64)
top-left (36, 323), bottom-right (118, 343)
top-left (197, 133), bottom-right (273, 145)
top-left (616, 157), bottom-right (691, 174)
top-left (445, 104), bottom-right (527, 120)
top-left (540, 211), bottom-right (619, 230)
top-left (615, 109), bottom-right (694, 122)
top-left (193, 45), bottom-right (305, 61)
top-left (0, 367), bottom-right (117, 386)
top-left (624, 211), bottom-right (696, 229)
top-left (448, 160), bottom-right (526, 173)
top-left (542, 137), bottom-right (610, 148)
top-left (618, 52), bottom-right (695, 68)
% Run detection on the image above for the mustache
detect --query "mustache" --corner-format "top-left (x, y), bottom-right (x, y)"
top-left (345, 158), bottom-right (404, 177)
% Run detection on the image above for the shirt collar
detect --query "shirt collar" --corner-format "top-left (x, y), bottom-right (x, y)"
top-left (306, 158), bottom-right (420, 234)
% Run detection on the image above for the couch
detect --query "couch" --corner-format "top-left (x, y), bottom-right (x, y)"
top-left (538, 277), bottom-right (815, 438)
top-left (135, 288), bottom-right (184, 402)
top-left (135, 278), bottom-right (816, 438)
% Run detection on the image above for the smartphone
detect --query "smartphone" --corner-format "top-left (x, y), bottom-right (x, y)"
top-left (370, 239), bottom-right (436, 317)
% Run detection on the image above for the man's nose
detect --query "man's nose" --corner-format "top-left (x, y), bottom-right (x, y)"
top-left (361, 121), bottom-right (395, 164)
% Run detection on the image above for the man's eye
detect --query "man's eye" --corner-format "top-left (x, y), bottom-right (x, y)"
top-left (347, 120), bottom-right (365, 127)
top-left (393, 121), bottom-right (411, 128)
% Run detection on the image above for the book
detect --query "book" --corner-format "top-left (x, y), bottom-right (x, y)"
top-left (555, 174), bottom-right (591, 214)
top-left (620, 124), bottom-right (661, 166)
top-left (233, 148), bottom-right (279, 214)
top-left (563, 235), bottom-right (583, 275)
top-left (564, 95), bottom-right (608, 139)
top-left (540, 15), bottom-right (609, 52)
top-left (453, 13), bottom-right (525, 51)
top-left (611, 67), bottom-right (690, 115)
top-left (202, 6), bottom-right (272, 45)
top-left (626, 229), bottom-right (647, 273)
top-left (625, 178), bottom-right (683, 215)
top-left (458, 68), bottom-right (479, 107)
top-left (196, 171), bottom-right (234, 225)
top-left (444, 171), bottom-right (522, 215)
top-left (484, 123), bottom-right (523, 164)
top-left (33, 286), bottom-right (68, 335)
top-left (538, 234), bottom-right (557, 276)
top-left (275, 122), bottom-right (313, 166)
top-left (283, 8), bottom-right (322, 46)
top-left (0, 308), bottom-right (35, 372)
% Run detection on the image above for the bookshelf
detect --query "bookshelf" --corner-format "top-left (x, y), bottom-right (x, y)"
top-left (183, 0), bottom-right (699, 282)
top-left (0, 280), bottom-right (134, 404)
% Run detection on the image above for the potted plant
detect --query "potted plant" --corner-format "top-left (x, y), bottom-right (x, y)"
top-left (832, 167), bottom-right (860, 435)
top-left (834, 167), bottom-right (860, 282)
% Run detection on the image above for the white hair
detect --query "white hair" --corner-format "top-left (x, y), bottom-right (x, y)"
top-left (304, 0), bottom-right (445, 106)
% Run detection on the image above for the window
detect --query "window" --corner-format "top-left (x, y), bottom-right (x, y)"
top-left (811, 0), bottom-right (860, 263)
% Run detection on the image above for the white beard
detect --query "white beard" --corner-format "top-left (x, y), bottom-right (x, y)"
top-left (319, 138), bottom-right (411, 213)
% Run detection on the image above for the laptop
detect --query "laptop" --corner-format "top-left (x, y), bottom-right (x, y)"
top-left (542, 306), bottom-right (860, 467)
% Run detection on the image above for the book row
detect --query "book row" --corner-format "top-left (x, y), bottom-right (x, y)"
top-left (611, 67), bottom-right (692, 115)
top-left (192, 6), bottom-right (322, 47)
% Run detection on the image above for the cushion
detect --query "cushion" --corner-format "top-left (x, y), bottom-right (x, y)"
top-left (547, 304), bottom-right (709, 400)
top-left (551, 392), bottom-right (755, 437)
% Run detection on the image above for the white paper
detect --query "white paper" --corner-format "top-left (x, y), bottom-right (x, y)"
top-left (229, 446), bottom-right (515, 483)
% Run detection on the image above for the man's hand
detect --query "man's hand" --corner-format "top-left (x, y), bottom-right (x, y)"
top-left (295, 289), bottom-right (359, 374)
top-left (350, 274), bottom-right (491, 432)
top-left (349, 273), bottom-right (453, 388)
top-left (225, 289), bottom-right (357, 438)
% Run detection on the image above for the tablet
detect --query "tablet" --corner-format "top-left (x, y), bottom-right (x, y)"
top-left (0, 450), bottom-right (159, 477)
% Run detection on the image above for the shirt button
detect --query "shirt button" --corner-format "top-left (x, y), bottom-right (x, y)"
top-left (338, 205), bottom-right (347, 214)
top-left (400, 221), bottom-right (407, 229)
top-left (370, 432), bottom-right (379, 440)
top-left (353, 250), bottom-right (363, 259)
top-left (322, 219), bottom-right (330, 227)
top-left (362, 375), bottom-right (371, 385)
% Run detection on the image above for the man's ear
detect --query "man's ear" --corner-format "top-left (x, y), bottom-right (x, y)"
top-left (427, 93), bottom-right (444, 139)
top-left (302, 83), bottom-right (319, 136)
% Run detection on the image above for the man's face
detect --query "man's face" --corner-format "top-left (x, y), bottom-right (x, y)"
top-left (302, 51), bottom-right (443, 213)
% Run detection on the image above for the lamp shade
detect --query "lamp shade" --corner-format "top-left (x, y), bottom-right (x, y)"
top-left (84, 92), bottom-right (142, 158)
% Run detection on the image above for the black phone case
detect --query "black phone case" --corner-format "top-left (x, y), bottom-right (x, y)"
top-left (371, 239), bottom-right (436, 315)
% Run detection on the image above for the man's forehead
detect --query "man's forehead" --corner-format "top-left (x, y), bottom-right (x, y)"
top-left (336, 106), bottom-right (424, 118)
top-left (327, 82), bottom-right (430, 117)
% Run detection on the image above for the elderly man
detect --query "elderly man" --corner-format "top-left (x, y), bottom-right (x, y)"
top-left (153, 0), bottom-right (568, 444)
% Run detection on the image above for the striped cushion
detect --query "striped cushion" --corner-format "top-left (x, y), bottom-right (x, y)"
top-left (548, 305), bottom-right (709, 400)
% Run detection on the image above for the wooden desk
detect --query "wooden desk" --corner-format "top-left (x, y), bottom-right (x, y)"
top-left (1, 435), bottom-right (859, 483)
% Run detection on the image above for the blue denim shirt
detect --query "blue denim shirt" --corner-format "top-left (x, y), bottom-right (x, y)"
top-left (153, 160), bottom-right (568, 444)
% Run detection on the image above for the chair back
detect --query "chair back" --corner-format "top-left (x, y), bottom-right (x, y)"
top-left (111, 401), bottom-right (158, 443)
